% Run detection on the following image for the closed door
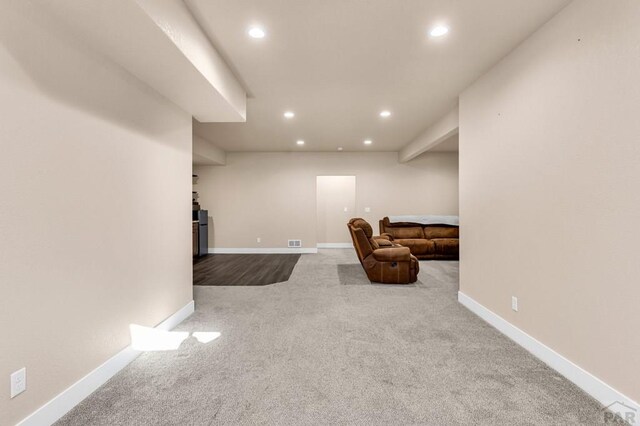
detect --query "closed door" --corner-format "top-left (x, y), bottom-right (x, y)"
top-left (316, 176), bottom-right (356, 245)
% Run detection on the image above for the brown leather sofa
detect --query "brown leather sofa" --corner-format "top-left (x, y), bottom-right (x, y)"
top-left (348, 218), bottom-right (419, 284)
top-left (379, 217), bottom-right (459, 260)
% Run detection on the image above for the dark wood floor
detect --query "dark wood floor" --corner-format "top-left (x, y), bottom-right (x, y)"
top-left (193, 254), bottom-right (301, 286)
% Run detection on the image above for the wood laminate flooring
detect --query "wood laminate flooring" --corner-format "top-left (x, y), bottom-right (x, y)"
top-left (193, 254), bottom-right (301, 286)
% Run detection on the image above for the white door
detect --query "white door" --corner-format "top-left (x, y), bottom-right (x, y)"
top-left (316, 176), bottom-right (356, 246)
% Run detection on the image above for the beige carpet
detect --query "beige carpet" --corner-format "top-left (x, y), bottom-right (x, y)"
top-left (57, 249), bottom-right (604, 425)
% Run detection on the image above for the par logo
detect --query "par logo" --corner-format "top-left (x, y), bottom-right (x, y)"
top-left (601, 401), bottom-right (637, 424)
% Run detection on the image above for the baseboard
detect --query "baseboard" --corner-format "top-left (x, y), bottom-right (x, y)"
top-left (458, 292), bottom-right (639, 415)
top-left (316, 243), bottom-right (352, 249)
top-left (208, 247), bottom-right (317, 254)
top-left (17, 300), bottom-right (195, 426)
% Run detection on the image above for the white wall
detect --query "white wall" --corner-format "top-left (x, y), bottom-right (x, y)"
top-left (459, 0), bottom-right (640, 404)
top-left (0, 2), bottom-right (193, 424)
top-left (194, 151), bottom-right (458, 249)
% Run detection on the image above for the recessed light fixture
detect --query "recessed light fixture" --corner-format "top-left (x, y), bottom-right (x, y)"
top-left (296, 140), bottom-right (305, 145)
top-left (248, 27), bottom-right (266, 39)
top-left (380, 110), bottom-right (391, 118)
top-left (284, 111), bottom-right (295, 119)
top-left (364, 140), bottom-right (372, 145)
top-left (337, 147), bottom-right (343, 151)
top-left (430, 25), bottom-right (449, 37)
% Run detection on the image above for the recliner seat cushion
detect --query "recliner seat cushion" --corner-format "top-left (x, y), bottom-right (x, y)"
top-left (393, 238), bottom-right (435, 255)
top-left (432, 238), bottom-right (459, 256)
top-left (389, 227), bottom-right (424, 239)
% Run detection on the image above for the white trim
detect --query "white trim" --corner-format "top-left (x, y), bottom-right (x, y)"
top-left (17, 301), bottom-right (195, 426)
top-left (316, 243), bottom-right (353, 249)
top-left (208, 248), bottom-right (317, 254)
top-left (458, 292), bottom-right (639, 414)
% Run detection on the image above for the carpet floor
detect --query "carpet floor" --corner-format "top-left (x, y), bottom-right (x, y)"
top-left (56, 249), bottom-right (603, 425)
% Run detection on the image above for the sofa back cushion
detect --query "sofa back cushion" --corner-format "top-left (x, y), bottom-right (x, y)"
top-left (423, 226), bottom-right (459, 239)
top-left (389, 226), bottom-right (424, 239)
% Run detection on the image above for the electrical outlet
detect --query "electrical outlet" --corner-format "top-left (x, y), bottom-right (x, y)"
top-left (511, 296), bottom-right (518, 312)
top-left (256, 237), bottom-right (261, 243)
top-left (343, 207), bottom-right (348, 212)
top-left (11, 368), bottom-right (26, 398)
top-left (364, 207), bottom-right (371, 213)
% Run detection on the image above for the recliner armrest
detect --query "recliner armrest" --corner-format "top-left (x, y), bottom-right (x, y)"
top-left (372, 247), bottom-right (411, 262)
top-left (374, 238), bottom-right (394, 247)
top-left (379, 233), bottom-right (394, 241)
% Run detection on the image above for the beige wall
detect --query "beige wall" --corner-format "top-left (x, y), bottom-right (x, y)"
top-left (0, 3), bottom-right (193, 424)
top-left (459, 0), bottom-right (640, 404)
top-left (194, 151), bottom-right (458, 249)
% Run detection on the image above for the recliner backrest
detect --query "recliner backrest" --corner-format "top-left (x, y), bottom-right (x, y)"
top-left (349, 218), bottom-right (373, 238)
top-left (388, 227), bottom-right (424, 239)
top-left (348, 218), bottom-right (374, 262)
top-left (423, 226), bottom-right (459, 239)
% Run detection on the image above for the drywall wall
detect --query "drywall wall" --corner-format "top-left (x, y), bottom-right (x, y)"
top-left (459, 0), bottom-right (640, 404)
top-left (0, 2), bottom-right (193, 424)
top-left (194, 151), bottom-right (458, 249)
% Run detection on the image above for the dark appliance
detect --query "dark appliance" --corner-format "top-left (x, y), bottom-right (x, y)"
top-left (195, 210), bottom-right (208, 256)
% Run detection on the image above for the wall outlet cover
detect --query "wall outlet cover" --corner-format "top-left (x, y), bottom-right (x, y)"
top-left (511, 296), bottom-right (518, 312)
top-left (11, 368), bottom-right (26, 398)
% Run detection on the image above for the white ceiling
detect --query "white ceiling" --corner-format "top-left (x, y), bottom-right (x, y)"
top-left (188, 0), bottom-right (570, 152)
top-left (36, 0), bottom-right (247, 123)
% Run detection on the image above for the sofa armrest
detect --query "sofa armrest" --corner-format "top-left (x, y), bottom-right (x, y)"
top-left (379, 233), bottom-right (394, 241)
top-left (372, 247), bottom-right (411, 262)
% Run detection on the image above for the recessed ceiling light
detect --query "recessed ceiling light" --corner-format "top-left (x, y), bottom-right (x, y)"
top-left (430, 25), bottom-right (449, 37)
top-left (364, 140), bottom-right (372, 145)
top-left (248, 27), bottom-right (265, 39)
top-left (284, 111), bottom-right (295, 119)
top-left (337, 147), bottom-right (343, 151)
top-left (380, 110), bottom-right (391, 118)
top-left (296, 140), bottom-right (305, 145)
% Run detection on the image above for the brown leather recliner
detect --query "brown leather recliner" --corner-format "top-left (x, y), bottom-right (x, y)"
top-left (348, 218), bottom-right (419, 284)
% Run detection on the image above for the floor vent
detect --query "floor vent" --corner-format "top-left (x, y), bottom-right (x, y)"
top-left (288, 240), bottom-right (302, 248)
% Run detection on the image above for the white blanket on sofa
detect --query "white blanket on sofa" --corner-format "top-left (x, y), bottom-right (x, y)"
top-left (388, 215), bottom-right (459, 226)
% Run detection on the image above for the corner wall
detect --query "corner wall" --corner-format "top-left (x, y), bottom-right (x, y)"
top-left (459, 0), bottom-right (640, 404)
top-left (0, 3), bottom-right (193, 424)
top-left (194, 151), bottom-right (458, 249)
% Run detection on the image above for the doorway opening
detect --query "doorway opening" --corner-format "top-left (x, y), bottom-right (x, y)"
top-left (316, 176), bottom-right (356, 248)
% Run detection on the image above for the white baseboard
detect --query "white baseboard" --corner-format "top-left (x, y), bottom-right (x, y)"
top-left (17, 300), bottom-right (195, 426)
top-left (316, 243), bottom-right (352, 249)
top-left (458, 292), bottom-right (639, 415)
top-left (208, 248), bottom-right (317, 254)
